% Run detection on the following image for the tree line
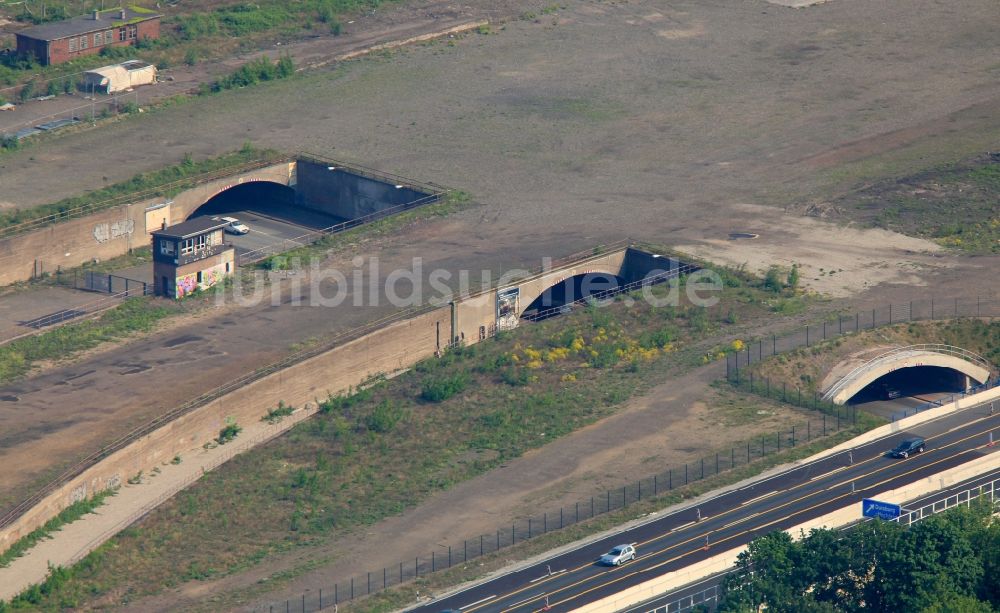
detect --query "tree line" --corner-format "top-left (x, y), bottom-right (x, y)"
top-left (719, 500), bottom-right (1000, 612)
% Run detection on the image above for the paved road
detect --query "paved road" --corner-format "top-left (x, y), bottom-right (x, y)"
top-left (412, 399), bottom-right (1000, 613)
top-left (628, 465), bottom-right (1000, 613)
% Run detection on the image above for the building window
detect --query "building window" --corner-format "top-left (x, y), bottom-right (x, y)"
top-left (93, 33), bottom-right (102, 47)
top-left (127, 25), bottom-right (138, 40)
top-left (160, 240), bottom-right (175, 256)
top-left (68, 37), bottom-right (78, 52)
top-left (119, 27), bottom-right (127, 42)
top-left (180, 238), bottom-right (194, 255)
top-left (79, 35), bottom-right (88, 50)
top-left (225, 262), bottom-right (231, 273)
top-left (105, 30), bottom-right (114, 44)
top-left (196, 271), bottom-right (203, 284)
top-left (195, 234), bottom-right (207, 251)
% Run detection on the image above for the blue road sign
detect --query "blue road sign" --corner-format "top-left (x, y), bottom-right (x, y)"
top-left (862, 498), bottom-right (901, 520)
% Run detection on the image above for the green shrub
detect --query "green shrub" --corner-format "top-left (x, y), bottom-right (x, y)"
top-left (364, 399), bottom-right (404, 433)
top-left (216, 418), bottom-right (242, 444)
top-left (420, 372), bottom-right (469, 402)
top-left (262, 401), bottom-right (295, 423)
top-left (500, 367), bottom-right (530, 386)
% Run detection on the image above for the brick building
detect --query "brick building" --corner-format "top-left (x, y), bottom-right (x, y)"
top-left (151, 218), bottom-right (235, 299)
top-left (15, 7), bottom-right (162, 66)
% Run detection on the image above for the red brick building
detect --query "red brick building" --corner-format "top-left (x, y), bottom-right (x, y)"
top-left (15, 7), bottom-right (162, 66)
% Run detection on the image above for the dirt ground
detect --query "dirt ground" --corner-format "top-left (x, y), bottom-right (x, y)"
top-left (126, 361), bottom-right (837, 613)
top-left (0, 0), bottom-right (997, 607)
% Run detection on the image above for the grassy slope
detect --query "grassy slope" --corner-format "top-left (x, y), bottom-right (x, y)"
top-left (0, 271), bottom-right (824, 609)
top-left (751, 319), bottom-right (1000, 392)
top-left (837, 156), bottom-right (1000, 254)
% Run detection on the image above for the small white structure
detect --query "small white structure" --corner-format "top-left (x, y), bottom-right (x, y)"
top-left (83, 60), bottom-right (157, 94)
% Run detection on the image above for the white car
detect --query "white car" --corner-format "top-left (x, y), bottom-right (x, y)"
top-left (220, 216), bottom-right (249, 235)
top-left (599, 543), bottom-right (636, 566)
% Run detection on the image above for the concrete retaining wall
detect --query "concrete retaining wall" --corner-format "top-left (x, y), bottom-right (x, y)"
top-left (0, 161), bottom-right (293, 287)
top-left (295, 159), bottom-right (429, 220)
top-left (0, 304), bottom-right (450, 553)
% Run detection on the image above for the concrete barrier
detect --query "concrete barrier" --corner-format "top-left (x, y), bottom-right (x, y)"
top-left (574, 447), bottom-right (1000, 613)
top-left (791, 385), bottom-right (1000, 467)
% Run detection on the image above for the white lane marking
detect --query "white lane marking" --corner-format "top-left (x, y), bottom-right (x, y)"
top-left (740, 490), bottom-right (778, 506)
top-left (507, 593), bottom-right (544, 608)
top-left (460, 595), bottom-right (497, 609)
top-left (670, 521), bottom-right (696, 532)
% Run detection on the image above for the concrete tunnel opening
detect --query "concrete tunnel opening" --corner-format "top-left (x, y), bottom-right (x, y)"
top-left (847, 365), bottom-right (972, 404)
top-left (522, 272), bottom-right (625, 321)
top-left (189, 181), bottom-right (343, 230)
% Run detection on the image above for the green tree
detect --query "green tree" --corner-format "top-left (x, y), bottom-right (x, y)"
top-left (764, 265), bottom-right (784, 293)
top-left (787, 264), bottom-right (800, 289)
top-left (922, 594), bottom-right (995, 613)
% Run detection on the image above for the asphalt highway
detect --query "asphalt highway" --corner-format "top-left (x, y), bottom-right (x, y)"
top-left (627, 465), bottom-right (1000, 613)
top-left (411, 399), bottom-right (1000, 613)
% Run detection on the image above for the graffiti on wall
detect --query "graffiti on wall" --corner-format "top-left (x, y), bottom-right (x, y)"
top-left (175, 262), bottom-right (231, 298)
top-left (93, 219), bottom-right (135, 243)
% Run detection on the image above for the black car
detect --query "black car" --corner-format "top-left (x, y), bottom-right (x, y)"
top-left (889, 437), bottom-right (925, 458)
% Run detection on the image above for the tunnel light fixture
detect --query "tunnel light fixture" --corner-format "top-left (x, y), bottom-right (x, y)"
top-left (327, 166), bottom-right (338, 171)
top-left (395, 184), bottom-right (404, 189)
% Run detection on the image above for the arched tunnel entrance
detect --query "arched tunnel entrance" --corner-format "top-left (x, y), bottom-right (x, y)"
top-left (189, 182), bottom-right (345, 230)
top-left (521, 273), bottom-right (625, 321)
top-left (847, 365), bottom-right (975, 419)
top-left (187, 182), bottom-right (347, 262)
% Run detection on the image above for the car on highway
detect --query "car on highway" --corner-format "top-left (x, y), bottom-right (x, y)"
top-left (598, 543), bottom-right (636, 566)
top-left (220, 216), bottom-right (250, 235)
top-left (889, 437), bottom-right (925, 458)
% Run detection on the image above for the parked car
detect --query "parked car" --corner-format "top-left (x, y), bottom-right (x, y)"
top-left (881, 383), bottom-right (902, 400)
top-left (220, 216), bottom-right (249, 235)
top-left (889, 437), bottom-right (925, 458)
top-left (599, 543), bottom-right (636, 566)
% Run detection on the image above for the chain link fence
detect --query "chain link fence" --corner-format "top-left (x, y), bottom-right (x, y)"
top-left (257, 411), bottom-right (852, 612)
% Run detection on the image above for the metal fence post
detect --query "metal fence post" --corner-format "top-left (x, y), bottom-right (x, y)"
top-left (449, 546), bottom-right (452, 567)
top-left (806, 325), bottom-right (810, 346)
top-left (351, 577), bottom-right (354, 600)
top-left (685, 464), bottom-right (689, 484)
top-left (792, 425), bottom-right (795, 447)
top-left (669, 469), bottom-right (673, 490)
top-left (701, 458), bottom-right (705, 479)
top-left (747, 442), bottom-right (751, 463)
top-left (432, 551), bottom-right (436, 572)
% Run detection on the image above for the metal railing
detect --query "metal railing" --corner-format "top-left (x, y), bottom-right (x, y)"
top-left (0, 241), bottom-right (635, 534)
top-left (640, 471), bottom-right (1000, 613)
top-left (258, 412), bottom-right (854, 612)
top-left (521, 262), bottom-right (702, 322)
top-left (236, 192), bottom-right (444, 266)
top-left (0, 154), bottom-right (291, 241)
top-left (822, 344), bottom-right (993, 402)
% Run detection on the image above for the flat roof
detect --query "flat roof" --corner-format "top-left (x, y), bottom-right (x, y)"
top-left (151, 217), bottom-right (228, 240)
top-left (16, 8), bottom-right (162, 42)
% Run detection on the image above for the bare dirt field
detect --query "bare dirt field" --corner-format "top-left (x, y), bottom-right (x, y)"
top-left (0, 0), bottom-right (997, 607)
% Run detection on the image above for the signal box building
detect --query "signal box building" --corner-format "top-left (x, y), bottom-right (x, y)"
top-left (15, 7), bottom-right (162, 66)
top-left (151, 218), bottom-right (235, 299)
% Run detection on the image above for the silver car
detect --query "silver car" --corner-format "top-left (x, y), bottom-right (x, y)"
top-left (599, 543), bottom-right (636, 566)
